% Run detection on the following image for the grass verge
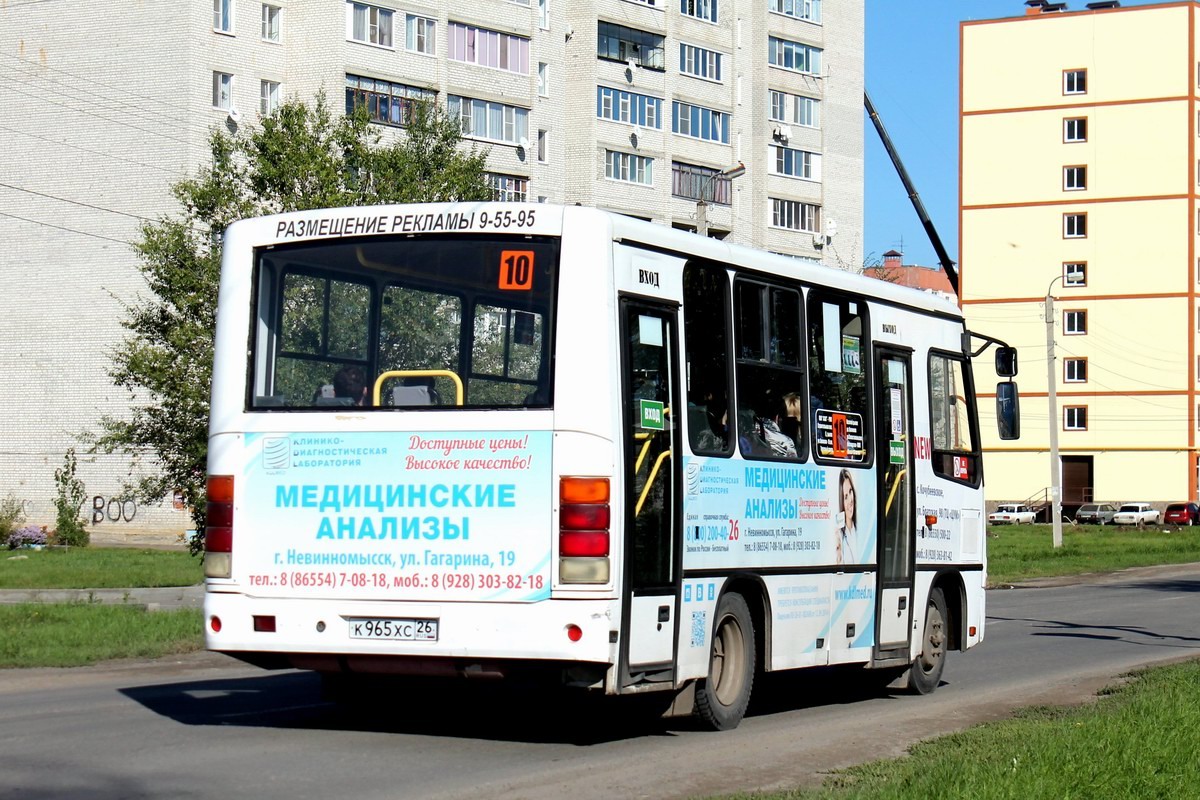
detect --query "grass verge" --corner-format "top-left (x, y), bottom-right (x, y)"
top-left (986, 523), bottom-right (1200, 585)
top-left (0, 603), bottom-right (203, 668)
top-left (0, 547), bottom-right (201, 589)
top-left (724, 658), bottom-right (1200, 799)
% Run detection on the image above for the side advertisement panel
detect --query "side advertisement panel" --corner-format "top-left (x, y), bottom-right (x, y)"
top-left (682, 458), bottom-right (878, 570)
top-left (238, 431), bottom-right (553, 602)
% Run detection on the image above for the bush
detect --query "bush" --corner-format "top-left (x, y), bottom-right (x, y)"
top-left (7, 525), bottom-right (47, 549)
top-left (52, 449), bottom-right (89, 548)
top-left (0, 494), bottom-right (26, 543)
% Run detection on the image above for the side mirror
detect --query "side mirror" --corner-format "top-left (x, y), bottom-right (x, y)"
top-left (995, 346), bottom-right (1018, 378)
top-left (996, 381), bottom-right (1020, 440)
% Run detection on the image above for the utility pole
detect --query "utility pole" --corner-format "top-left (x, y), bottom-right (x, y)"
top-left (1045, 277), bottom-right (1063, 548)
top-left (696, 162), bottom-right (745, 238)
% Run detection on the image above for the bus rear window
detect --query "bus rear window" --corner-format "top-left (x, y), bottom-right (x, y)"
top-left (249, 235), bottom-right (558, 409)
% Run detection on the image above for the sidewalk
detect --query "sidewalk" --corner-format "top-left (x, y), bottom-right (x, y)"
top-left (0, 584), bottom-right (203, 611)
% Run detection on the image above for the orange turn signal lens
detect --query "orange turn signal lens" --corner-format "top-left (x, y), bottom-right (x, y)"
top-left (560, 477), bottom-right (609, 504)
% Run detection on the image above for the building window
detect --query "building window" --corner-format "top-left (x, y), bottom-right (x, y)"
top-left (770, 0), bottom-right (820, 22)
top-left (1064, 117), bottom-right (1087, 143)
top-left (1064, 358), bottom-right (1087, 383)
top-left (448, 95), bottom-right (529, 145)
top-left (261, 4), bottom-right (280, 41)
top-left (345, 75), bottom-right (436, 127)
top-left (672, 101), bottom-right (728, 143)
top-left (680, 0), bottom-right (717, 23)
top-left (1063, 69), bottom-right (1086, 95)
top-left (406, 14), bottom-right (435, 55)
top-left (1064, 309), bottom-right (1087, 335)
top-left (1064, 212), bottom-right (1087, 238)
top-left (212, 72), bottom-right (234, 110)
top-left (1064, 406), bottom-right (1088, 431)
top-left (448, 23), bottom-right (529, 74)
top-left (537, 129), bottom-right (547, 162)
top-left (597, 22), bottom-right (666, 70)
top-left (1063, 262), bottom-right (1087, 287)
top-left (488, 173), bottom-right (529, 202)
top-left (773, 145), bottom-right (821, 180)
top-left (538, 0), bottom-right (549, 28)
top-left (771, 198), bottom-right (821, 233)
top-left (768, 36), bottom-right (822, 75)
top-left (347, 2), bottom-right (393, 47)
top-left (1064, 165), bottom-right (1086, 191)
top-left (538, 63), bottom-right (549, 96)
top-left (213, 0), bottom-right (233, 33)
top-left (597, 87), bottom-right (661, 127)
top-left (679, 43), bottom-right (722, 81)
top-left (769, 90), bottom-right (819, 128)
top-left (605, 150), bottom-right (653, 185)
top-left (260, 80), bottom-right (280, 115)
top-left (672, 162), bottom-right (731, 204)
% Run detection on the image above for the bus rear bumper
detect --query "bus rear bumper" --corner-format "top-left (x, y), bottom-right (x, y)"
top-left (203, 590), bottom-right (617, 682)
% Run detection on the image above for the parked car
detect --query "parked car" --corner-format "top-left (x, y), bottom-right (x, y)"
top-left (1112, 502), bottom-right (1160, 526)
top-left (988, 503), bottom-right (1037, 525)
top-left (1163, 502), bottom-right (1200, 526)
top-left (1075, 503), bottom-right (1117, 525)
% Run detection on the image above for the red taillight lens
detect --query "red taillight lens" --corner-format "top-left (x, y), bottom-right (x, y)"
top-left (206, 525), bottom-right (232, 553)
top-left (205, 475), bottom-right (234, 554)
top-left (560, 504), bottom-right (610, 529)
top-left (560, 530), bottom-right (610, 557)
top-left (560, 478), bottom-right (610, 560)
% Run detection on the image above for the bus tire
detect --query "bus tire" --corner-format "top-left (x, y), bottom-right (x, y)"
top-left (907, 588), bottom-right (948, 695)
top-left (694, 592), bottom-right (755, 730)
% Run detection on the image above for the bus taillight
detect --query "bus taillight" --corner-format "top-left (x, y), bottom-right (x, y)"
top-left (559, 477), bottom-right (610, 584)
top-left (204, 475), bottom-right (234, 579)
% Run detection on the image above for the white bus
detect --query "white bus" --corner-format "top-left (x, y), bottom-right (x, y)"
top-left (204, 203), bottom-right (1019, 730)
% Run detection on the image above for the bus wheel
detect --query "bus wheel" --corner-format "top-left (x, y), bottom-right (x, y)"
top-left (695, 592), bottom-right (755, 730)
top-left (907, 588), bottom-right (947, 695)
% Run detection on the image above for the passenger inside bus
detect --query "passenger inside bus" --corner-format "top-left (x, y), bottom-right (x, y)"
top-left (315, 365), bottom-right (368, 407)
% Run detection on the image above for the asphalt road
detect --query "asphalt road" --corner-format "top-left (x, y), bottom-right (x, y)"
top-left (1, 563), bottom-right (1197, 800)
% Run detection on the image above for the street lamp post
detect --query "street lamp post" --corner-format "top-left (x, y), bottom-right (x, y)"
top-left (696, 162), bottom-right (746, 238)
top-left (1045, 274), bottom-right (1064, 548)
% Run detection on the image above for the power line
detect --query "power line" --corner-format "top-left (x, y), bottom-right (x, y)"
top-left (0, 211), bottom-right (133, 246)
top-left (0, 76), bottom-right (195, 147)
top-left (0, 57), bottom-right (219, 139)
top-left (0, 124), bottom-right (179, 174)
top-left (0, 181), bottom-right (155, 222)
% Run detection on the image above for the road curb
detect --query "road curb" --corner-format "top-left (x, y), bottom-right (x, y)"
top-left (0, 585), bottom-right (203, 610)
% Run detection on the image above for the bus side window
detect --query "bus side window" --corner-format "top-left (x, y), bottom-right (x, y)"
top-left (806, 291), bottom-right (869, 463)
top-left (929, 353), bottom-right (980, 483)
top-left (733, 280), bottom-right (804, 460)
top-left (683, 262), bottom-right (733, 455)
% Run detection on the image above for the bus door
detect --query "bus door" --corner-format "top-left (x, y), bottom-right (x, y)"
top-left (618, 298), bottom-right (682, 685)
top-left (874, 347), bottom-right (915, 660)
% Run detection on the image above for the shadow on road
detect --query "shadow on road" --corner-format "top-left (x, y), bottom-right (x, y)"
top-left (119, 665), bottom-right (909, 745)
top-left (987, 614), bottom-right (1200, 648)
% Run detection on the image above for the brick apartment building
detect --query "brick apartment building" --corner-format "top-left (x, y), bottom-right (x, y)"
top-left (0, 0), bottom-right (864, 539)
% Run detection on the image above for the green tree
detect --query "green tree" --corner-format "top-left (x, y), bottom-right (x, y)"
top-left (97, 93), bottom-right (491, 552)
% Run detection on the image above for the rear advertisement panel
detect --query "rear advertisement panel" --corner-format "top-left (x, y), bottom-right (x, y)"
top-left (238, 430), bottom-right (553, 602)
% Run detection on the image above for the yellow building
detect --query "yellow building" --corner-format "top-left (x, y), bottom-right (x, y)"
top-left (961, 0), bottom-right (1198, 511)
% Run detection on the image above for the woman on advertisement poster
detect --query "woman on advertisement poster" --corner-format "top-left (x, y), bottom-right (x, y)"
top-left (835, 468), bottom-right (858, 565)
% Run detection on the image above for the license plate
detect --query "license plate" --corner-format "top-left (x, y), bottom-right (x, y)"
top-left (348, 617), bottom-right (439, 641)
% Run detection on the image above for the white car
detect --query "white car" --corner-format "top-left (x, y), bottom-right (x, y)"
top-left (988, 503), bottom-right (1037, 525)
top-left (1112, 502), bottom-right (1160, 526)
